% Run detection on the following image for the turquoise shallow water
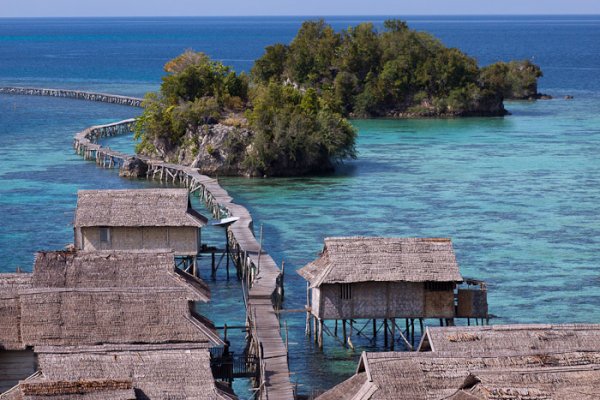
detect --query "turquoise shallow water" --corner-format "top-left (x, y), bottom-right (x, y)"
top-left (2, 15), bottom-right (600, 396)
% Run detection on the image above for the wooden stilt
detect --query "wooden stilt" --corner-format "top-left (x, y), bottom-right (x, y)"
top-left (390, 318), bottom-right (395, 351)
top-left (334, 320), bottom-right (338, 337)
top-left (419, 318), bottom-right (424, 339)
top-left (384, 319), bottom-right (388, 347)
top-left (342, 319), bottom-right (347, 347)
top-left (305, 311), bottom-right (311, 337)
top-left (411, 319), bottom-right (415, 347)
top-left (373, 319), bottom-right (377, 337)
top-left (211, 252), bottom-right (216, 278)
top-left (318, 319), bottom-right (324, 350)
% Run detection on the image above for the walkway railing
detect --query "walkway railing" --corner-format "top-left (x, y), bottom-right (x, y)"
top-left (0, 87), bottom-right (143, 107)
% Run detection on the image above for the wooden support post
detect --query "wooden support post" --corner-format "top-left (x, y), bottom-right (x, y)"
top-left (373, 319), bottom-right (377, 337)
top-left (280, 260), bottom-right (285, 300)
top-left (211, 252), bottom-right (216, 278)
top-left (192, 256), bottom-right (197, 277)
top-left (305, 311), bottom-right (311, 337)
top-left (419, 318), bottom-right (424, 339)
top-left (384, 319), bottom-right (388, 347)
top-left (318, 319), bottom-right (324, 350)
top-left (334, 320), bottom-right (338, 337)
top-left (411, 319), bottom-right (415, 347)
top-left (406, 319), bottom-right (410, 341)
top-left (225, 230), bottom-right (230, 280)
top-left (313, 316), bottom-right (318, 344)
top-left (390, 318), bottom-right (395, 351)
top-left (342, 319), bottom-right (347, 347)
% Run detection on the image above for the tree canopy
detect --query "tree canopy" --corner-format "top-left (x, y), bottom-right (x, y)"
top-left (135, 50), bottom-right (356, 176)
top-left (252, 19), bottom-right (543, 117)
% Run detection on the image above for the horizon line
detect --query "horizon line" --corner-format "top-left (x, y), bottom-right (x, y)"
top-left (2, 13), bottom-right (600, 19)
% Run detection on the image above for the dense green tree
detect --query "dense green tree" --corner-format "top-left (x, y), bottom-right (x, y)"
top-left (480, 60), bottom-right (543, 99)
top-left (245, 82), bottom-right (356, 175)
top-left (251, 44), bottom-right (288, 83)
top-left (285, 20), bottom-right (341, 85)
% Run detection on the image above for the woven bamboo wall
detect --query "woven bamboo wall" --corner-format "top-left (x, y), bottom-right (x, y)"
top-left (0, 297), bottom-right (23, 351)
top-left (315, 282), bottom-right (455, 319)
top-left (81, 227), bottom-right (198, 255)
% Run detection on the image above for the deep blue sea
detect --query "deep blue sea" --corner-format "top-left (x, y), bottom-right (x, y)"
top-left (1, 16), bottom-right (600, 397)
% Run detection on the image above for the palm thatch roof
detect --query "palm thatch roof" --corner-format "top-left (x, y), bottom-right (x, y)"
top-left (451, 366), bottom-right (600, 400)
top-left (318, 349), bottom-right (600, 400)
top-left (0, 274), bottom-right (32, 350)
top-left (418, 324), bottom-right (600, 355)
top-left (15, 250), bottom-right (221, 348)
top-left (2, 344), bottom-right (236, 400)
top-left (298, 237), bottom-right (462, 287)
top-left (74, 189), bottom-right (207, 228)
top-left (31, 250), bottom-right (210, 301)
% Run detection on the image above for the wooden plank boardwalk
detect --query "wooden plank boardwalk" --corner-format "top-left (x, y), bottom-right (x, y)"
top-left (0, 87), bottom-right (143, 107)
top-left (73, 119), bottom-right (295, 400)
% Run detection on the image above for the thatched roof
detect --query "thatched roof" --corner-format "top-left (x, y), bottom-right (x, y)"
top-left (3, 344), bottom-right (236, 400)
top-left (298, 237), bottom-right (462, 287)
top-left (16, 250), bottom-right (221, 348)
top-left (0, 274), bottom-right (32, 350)
top-left (74, 189), bottom-right (207, 228)
top-left (318, 349), bottom-right (600, 400)
top-left (418, 324), bottom-right (600, 355)
top-left (452, 366), bottom-right (600, 400)
top-left (31, 250), bottom-right (210, 301)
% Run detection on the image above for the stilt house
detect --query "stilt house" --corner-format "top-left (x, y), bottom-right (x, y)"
top-left (74, 189), bottom-right (207, 273)
top-left (317, 324), bottom-right (600, 400)
top-left (299, 237), bottom-right (487, 321)
top-left (0, 250), bottom-right (232, 399)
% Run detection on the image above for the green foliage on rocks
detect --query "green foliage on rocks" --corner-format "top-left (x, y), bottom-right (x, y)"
top-left (252, 19), bottom-right (543, 117)
top-left (135, 50), bottom-right (356, 176)
top-left (134, 51), bottom-right (249, 156)
top-left (135, 20), bottom-right (544, 176)
top-left (480, 60), bottom-right (544, 99)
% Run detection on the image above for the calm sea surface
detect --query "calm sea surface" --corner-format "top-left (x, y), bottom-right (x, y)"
top-left (1, 16), bottom-right (600, 396)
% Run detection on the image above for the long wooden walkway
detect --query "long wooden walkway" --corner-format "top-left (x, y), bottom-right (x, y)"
top-left (0, 87), bottom-right (143, 107)
top-left (73, 120), bottom-right (294, 399)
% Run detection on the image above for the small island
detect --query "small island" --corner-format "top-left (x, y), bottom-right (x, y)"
top-left (134, 19), bottom-right (544, 177)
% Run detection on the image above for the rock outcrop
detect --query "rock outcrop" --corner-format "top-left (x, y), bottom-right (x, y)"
top-left (119, 157), bottom-right (148, 178)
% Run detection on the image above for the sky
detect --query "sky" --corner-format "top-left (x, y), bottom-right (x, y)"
top-left (1, 0), bottom-right (600, 18)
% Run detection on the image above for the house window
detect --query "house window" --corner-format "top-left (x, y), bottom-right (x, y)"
top-left (340, 283), bottom-right (352, 300)
top-left (425, 282), bottom-right (454, 291)
top-left (99, 227), bottom-right (111, 244)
